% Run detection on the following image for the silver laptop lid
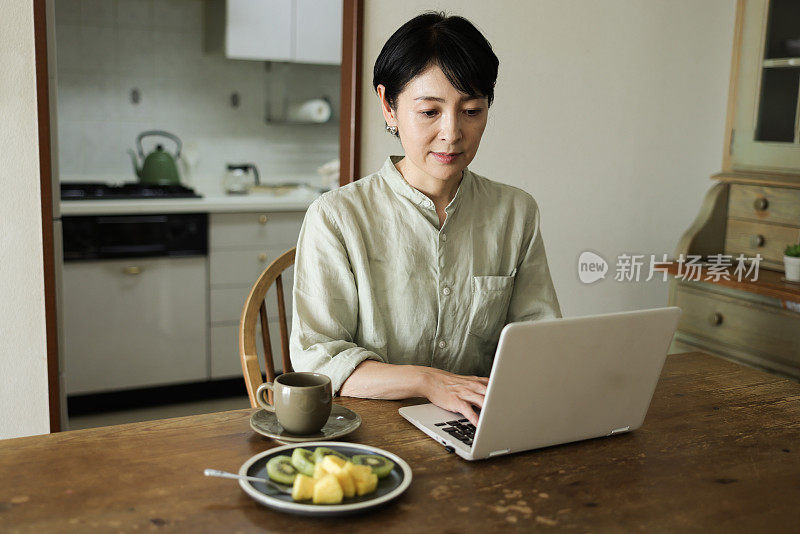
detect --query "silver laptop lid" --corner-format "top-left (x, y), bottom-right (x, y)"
top-left (471, 306), bottom-right (681, 459)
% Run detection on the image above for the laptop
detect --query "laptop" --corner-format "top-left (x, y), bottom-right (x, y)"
top-left (399, 306), bottom-right (682, 461)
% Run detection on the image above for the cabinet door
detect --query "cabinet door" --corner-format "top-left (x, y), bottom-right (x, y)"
top-left (63, 257), bottom-right (208, 394)
top-left (210, 271), bottom-right (294, 323)
top-left (731, 0), bottom-right (800, 173)
top-left (226, 0), bottom-right (293, 61)
top-left (211, 321), bottom-right (289, 379)
top-left (209, 246), bottom-right (292, 287)
top-left (209, 212), bottom-right (304, 250)
top-left (294, 0), bottom-right (342, 65)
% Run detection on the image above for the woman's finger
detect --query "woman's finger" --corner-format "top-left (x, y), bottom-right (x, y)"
top-left (457, 389), bottom-right (485, 410)
top-left (458, 402), bottom-right (479, 426)
top-left (465, 380), bottom-right (488, 396)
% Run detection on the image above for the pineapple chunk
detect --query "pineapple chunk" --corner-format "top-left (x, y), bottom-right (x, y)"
top-left (312, 474), bottom-right (344, 504)
top-left (320, 455), bottom-right (347, 474)
top-left (291, 474), bottom-right (315, 501)
top-left (354, 472), bottom-right (378, 496)
top-left (344, 462), bottom-right (373, 484)
top-left (335, 469), bottom-right (356, 498)
top-left (313, 462), bottom-right (328, 480)
top-left (345, 461), bottom-right (379, 496)
top-left (320, 456), bottom-right (356, 497)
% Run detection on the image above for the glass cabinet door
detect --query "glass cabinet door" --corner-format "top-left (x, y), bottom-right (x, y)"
top-left (732, 0), bottom-right (800, 173)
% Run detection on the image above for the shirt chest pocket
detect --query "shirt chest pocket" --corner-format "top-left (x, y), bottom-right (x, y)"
top-left (467, 271), bottom-right (516, 340)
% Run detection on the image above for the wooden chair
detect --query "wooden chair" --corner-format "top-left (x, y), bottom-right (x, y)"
top-left (239, 247), bottom-right (295, 407)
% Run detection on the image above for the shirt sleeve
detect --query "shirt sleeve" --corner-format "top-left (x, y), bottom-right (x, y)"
top-left (505, 196), bottom-right (563, 323)
top-left (289, 198), bottom-right (386, 394)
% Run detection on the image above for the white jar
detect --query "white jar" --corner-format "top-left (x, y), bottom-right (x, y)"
top-left (784, 255), bottom-right (800, 282)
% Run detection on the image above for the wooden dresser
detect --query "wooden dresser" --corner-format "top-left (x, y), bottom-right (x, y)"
top-left (668, 0), bottom-right (800, 380)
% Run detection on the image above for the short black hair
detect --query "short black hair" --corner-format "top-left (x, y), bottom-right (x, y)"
top-left (373, 11), bottom-right (499, 115)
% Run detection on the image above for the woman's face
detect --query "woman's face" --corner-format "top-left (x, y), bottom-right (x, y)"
top-left (378, 64), bottom-right (489, 184)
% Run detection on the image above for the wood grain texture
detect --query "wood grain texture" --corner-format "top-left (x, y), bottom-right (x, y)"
top-left (721, 0), bottom-right (745, 173)
top-left (673, 283), bottom-right (800, 374)
top-left (728, 184), bottom-right (800, 226)
top-left (339, 0), bottom-right (363, 185)
top-left (239, 248), bottom-right (296, 408)
top-left (725, 218), bottom-right (800, 269)
top-left (675, 181), bottom-right (729, 259)
top-left (664, 260), bottom-right (800, 302)
top-left (33, 0), bottom-right (60, 433)
top-left (713, 170), bottom-right (800, 188)
top-left (1, 353), bottom-right (799, 532)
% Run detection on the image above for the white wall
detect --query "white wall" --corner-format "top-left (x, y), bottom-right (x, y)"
top-left (361, 0), bottom-right (736, 317)
top-left (0, 2), bottom-right (51, 439)
top-left (54, 0), bottom-right (340, 194)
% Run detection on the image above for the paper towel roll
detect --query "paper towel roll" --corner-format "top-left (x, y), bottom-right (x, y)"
top-left (287, 98), bottom-right (332, 123)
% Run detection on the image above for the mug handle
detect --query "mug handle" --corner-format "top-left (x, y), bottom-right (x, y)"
top-left (256, 382), bottom-right (275, 412)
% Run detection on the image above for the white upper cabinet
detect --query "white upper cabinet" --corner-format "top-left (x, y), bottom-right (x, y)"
top-left (294, 0), bottom-right (343, 65)
top-left (212, 0), bottom-right (342, 65)
top-left (226, 0), bottom-right (293, 61)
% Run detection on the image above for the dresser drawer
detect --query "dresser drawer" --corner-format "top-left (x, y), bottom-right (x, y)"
top-left (673, 283), bottom-right (800, 370)
top-left (724, 218), bottom-right (800, 268)
top-left (210, 247), bottom-right (293, 287)
top-left (210, 212), bottom-right (304, 250)
top-left (728, 184), bottom-right (800, 226)
top-left (210, 275), bottom-right (294, 324)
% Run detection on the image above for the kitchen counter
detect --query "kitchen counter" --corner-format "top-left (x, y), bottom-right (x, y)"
top-left (59, 189), bottom-right (323, 216)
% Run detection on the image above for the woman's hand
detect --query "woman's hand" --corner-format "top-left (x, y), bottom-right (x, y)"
top-left (417, 367), bottom-right (489, 426)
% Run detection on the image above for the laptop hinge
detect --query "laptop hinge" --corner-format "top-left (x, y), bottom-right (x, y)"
top-left (610, 426), bottom-right (630, 435)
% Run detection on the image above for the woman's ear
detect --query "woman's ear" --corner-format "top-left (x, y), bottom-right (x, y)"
top-left (376, 84), bottom-right (396, 126)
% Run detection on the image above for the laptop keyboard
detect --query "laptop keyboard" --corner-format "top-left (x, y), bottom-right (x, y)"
top-left (435, 418), bottom-right (475, 447)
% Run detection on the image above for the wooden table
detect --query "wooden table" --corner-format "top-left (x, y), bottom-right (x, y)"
top-left (1, 352), bottom-right (799, 532)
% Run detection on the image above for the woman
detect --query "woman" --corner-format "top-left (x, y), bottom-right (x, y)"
top-left (290, 12), bottom-right (561, 426)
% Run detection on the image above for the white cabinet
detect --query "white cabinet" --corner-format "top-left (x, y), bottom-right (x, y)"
top-left (61, 209), bottom-right (307, 393)
top-left (209, 0), bottom-right (342, 64)
top-left (208, 211), bottom-right (304, 378)
top-left (226, 0), bottom-right (293, 61)
top-left (294, 0), bottom-right (343, 65)
top-left (63, 257), bottom-right (208, 394)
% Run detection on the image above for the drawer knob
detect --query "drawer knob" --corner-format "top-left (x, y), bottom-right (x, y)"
top-left (123, 266), bottom-right (142, 275)
top-left (750, 234), bottom-right (765, 248)
top-left (753, 197), bottom-right (769, 211)
top-left (708, 312), bottom-right (723, 326)
top-left (258, 253), bottom-right (267, 262)
top-left (258, 215), bottom-right (268, 225)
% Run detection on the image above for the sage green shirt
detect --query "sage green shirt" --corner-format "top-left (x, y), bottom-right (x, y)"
top-left (290, 155), bottom-right (562, 394)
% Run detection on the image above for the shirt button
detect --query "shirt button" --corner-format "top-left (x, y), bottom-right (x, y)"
top-left (441, 233), bottom-right (447, 242)
top-left (442, 286), bottom-right (451, 296)
top-left (438, 340), bottom-right (447, 349)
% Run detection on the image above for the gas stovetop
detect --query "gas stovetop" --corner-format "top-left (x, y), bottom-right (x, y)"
top-left (61, 182), bottom-right (202, 200)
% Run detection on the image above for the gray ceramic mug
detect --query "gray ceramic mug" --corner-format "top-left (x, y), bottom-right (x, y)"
top-left (256, 372), bottom-right (332, 434)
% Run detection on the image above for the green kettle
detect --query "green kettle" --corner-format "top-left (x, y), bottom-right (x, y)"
top-left (128, 130), bottom-right (182, 185)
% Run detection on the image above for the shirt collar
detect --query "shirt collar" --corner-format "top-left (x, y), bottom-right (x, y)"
top-left (380, 155), bottom-right (472, 212)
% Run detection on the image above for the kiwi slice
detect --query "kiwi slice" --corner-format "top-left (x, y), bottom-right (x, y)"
top-left (352, 454), bottom-right (394, 478)
top-left (266, 455), bottom-right (298, 485)
top-left (290, 448), bottom-right (315, 477)
top-left (311, 447), bottom-right (348, 465)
